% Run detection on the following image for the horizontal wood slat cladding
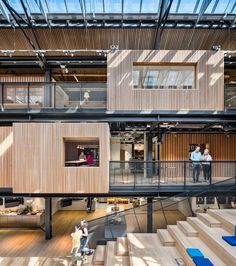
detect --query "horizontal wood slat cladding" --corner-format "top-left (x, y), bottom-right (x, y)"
top-left (161, 133), bottom-right (236, 178)
top-left (0, 127), bottom-right (13, 188)
top-left (0, 28), bottom-right (235, 50)
top-left (107, 50), bottom-right (224, 111)
top-left (12, 123), bottom-right (110, 194)
top-left (0, 74), bottom-right (44, 82)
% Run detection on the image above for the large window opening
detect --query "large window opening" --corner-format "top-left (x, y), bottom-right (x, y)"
top-left (133, 63), bottom-right (196, 90)
top-left (64, 138), bottom-right (99, 167)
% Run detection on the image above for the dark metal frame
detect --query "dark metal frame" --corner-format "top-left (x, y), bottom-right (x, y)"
top-left (0, 13), bottom-right (235, 29)
top-left (109, 160), bottom-right (236, 192)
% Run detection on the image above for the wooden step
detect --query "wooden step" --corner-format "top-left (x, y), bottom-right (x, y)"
top-left (188, 217), bottom-right (236, 265)
top-left (167, 225), bottom-right (227, 266)
top-left (104, 241), bottom-right (129, 266)
top-left (127, 233), bottom-right (183, 266)
top-left (197, 213), bottom-right (221, 228)
top-left (116, 237), bottom-right (129, 256)
top-left (177, 221), bottom-right (198, 237)
top-left (92, 245), bottom-right (106, 265)
top-left (208, 209), bottom-right (236, 235)
top-left (157, 229), bottom-right (175, 246)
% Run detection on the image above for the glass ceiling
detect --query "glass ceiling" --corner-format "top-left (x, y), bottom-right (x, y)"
top-left (1, 0), bottom-right (236, 15)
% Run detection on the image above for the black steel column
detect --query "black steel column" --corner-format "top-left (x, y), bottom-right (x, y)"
top-left (44, 68), bottom-right (52, 107)
top-left (45, 197), bottom-right (52, 240)
top-left (146, 133), bottom-right (153, 178)
top-left (147, 197), bottom-right (153, 233)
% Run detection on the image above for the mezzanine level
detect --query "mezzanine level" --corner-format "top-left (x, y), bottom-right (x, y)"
top-left (109, 160), bottom-right (236, 193)
top-left (0, 83), bottom-right (235, 116)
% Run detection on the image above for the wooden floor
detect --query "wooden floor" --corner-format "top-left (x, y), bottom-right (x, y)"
top-left (0, 209), bottom-right (185, 258)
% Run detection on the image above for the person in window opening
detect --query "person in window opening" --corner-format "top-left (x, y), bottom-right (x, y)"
top-left (201, 149), bottom-right (212, 182)
top-left (191, 145), bottom-right (202, 183)
top-left (79, 151), bottom-right (87, 161)
top-left (87, 151), bottom-right (94, 165)
top-left (78, 219), bottom-right (93, 260)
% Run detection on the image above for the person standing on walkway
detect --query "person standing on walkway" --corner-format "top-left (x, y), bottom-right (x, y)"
top-left (191, 145), bottom-right (202, 183)
top-left (201, 149), bottom-right (212, 182)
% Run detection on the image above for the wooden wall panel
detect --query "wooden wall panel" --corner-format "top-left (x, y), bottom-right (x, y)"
top-left (161, 133), bottom-right (236, 161)
top-left (0, 127), bottom-right (13, 188)
top-left (161, 133), bottom-right (236, 178)
top-left (0, 74), bottom-right (44, 82)
top-left (107, 50), bottom-right (224, 111)
top-left (13, 123), bottom-right (110, 194)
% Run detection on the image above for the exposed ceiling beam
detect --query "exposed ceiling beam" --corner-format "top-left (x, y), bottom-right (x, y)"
top-left (64, 0), bottom-right (68, 13)
top-left (211, 0), bottom-right (219, 13)
top-left (20, 0), bottom-right (42, 50)
top-left (195, 0), bottom-right (212, 26)
top-left (153, 0), bottom-right (174, 49)
top-left (0, 0), bottom-right (12, 25)
top-left (79, 0), bottom-right (87, 27)
top-left (175, 0), bottom-right (181, 13)
top-left (34, 0), bottom-right (49, 25)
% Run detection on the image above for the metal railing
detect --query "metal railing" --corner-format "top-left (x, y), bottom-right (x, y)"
top-left (87, 177), bottom-right (236, 248)
top-left (225, 84), bottom-right (236, 110)
top-left (0, 82), bottom-right (107, 110)
top-left (110, 160), bottom-right (236, 190)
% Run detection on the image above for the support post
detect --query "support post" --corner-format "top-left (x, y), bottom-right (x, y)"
top-left (147, 197), bottom-right (153, 233)
top-left (45, 197), bottom-right (52, 240)
top-left (44, 67), bottom-right (52, 107)
top-left (146, 133), bottom-right (153, 178)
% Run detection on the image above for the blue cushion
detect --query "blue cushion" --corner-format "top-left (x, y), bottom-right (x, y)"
top-left (193, 257), bottom-right (214, 266)
top-left (186, 248), bottom-right (204, 258)
top-left (222, 236), bottom-right (236, 246)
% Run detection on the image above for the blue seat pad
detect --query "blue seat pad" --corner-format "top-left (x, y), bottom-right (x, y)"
top-left (222, 236), bottom-right (236, 246)
top-left (193, 257), bottom-right (214, 266)
top-left (186, 248), bottom-right (204, 258)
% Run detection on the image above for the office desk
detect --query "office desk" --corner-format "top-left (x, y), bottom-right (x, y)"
top-left (65, 159), bottom-right (86, 166)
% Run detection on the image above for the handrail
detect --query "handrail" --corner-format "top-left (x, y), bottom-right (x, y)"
top-left (1, 81), bottom-right (107, 110)
top-left (110, 160), bottom-right (236, 163)
top-left (88, 176), bottom-right (236, 239)
top-left (88, 176), bottom-right (236, 224)
top-left (110, 160), bottom-right (236, 190)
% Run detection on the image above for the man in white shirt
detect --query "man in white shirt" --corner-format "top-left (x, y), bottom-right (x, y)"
top-left (191, 145), bottom-right (202, 183)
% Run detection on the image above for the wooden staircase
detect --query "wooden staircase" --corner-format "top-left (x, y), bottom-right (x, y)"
top-left (89, 209), bottom-right (236, 266)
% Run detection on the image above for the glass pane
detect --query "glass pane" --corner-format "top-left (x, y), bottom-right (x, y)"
top-left (133, 65), bottom-right (195, 89)
top-left (26, 0), bottom-right (41, 13)
top-left (104, 0), bottom-right (122, 13)
top-left (124, 0), bottom-right (141, 13)
top-left (177, 0), bottom-right (198, 13)
top-left (55, 83), bottom-right (81, 108)
top-left (29, 83), bottom-right (54, 108)
top-left (47, 0), bottom-right (66, 13)
top-left (169, 0), bottom-right (179, 13)
top-left (141, 0), bottom-right (159, 13)
top-left (66, 0), bottom-right (82, 13)
top-left (214, 0), bottom-right (233, 14)
top-left (80, 83), bottom-right (107, 109)
top-left (3, 83), bottom-right (28, 108)
top-left (205, 0), bottom-right (218, 13)
top-left (9, 0), bottom-right (24, 13)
